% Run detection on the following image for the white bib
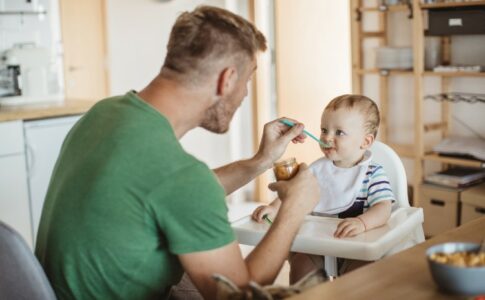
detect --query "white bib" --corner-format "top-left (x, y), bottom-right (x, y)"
top-left (310, 151), bottom-right (372, 214)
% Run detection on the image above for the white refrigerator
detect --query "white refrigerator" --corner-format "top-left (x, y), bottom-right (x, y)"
top-left (23, 115), bottom-right (81, 243)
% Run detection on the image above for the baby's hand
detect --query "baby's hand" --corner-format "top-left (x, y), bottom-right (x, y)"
top-left (334, 218), bottom-right (366, 238)
top-left (252, 205), bottom-right (277, 223)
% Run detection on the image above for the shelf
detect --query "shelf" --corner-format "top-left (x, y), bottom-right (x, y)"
top-left (359, 5), bottom-right (409, 12)
top-left (423, 153), bottom-right (485, 168)
top-left (0, 10), bottom-right (47, 16)
top-left (356, 69), bottom-right (414, 75)
top-left (420, 1), bottom-right (485, 9)
top-left (423, 122), bottom-right (447, 132)
top-left (423, 71), bottom-right (485, 78)
top-left (360, 32), bottom-right (386, 38)
top-left (357, 70), bottom-right (485, 77)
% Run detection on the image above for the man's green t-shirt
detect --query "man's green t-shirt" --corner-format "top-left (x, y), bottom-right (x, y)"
top-left (35, 91), bottom-right (235, 299)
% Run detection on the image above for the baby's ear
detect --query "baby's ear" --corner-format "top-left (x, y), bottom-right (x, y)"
top-left (361, 133), bottom-right (375, 149)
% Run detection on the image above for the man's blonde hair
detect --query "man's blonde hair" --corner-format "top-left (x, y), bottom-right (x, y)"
top-left (163, 6), bottom-right (267, 81)
top-left (325, 94), bottom-right (380, 138)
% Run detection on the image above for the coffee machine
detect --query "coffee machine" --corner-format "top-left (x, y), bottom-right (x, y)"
top-left (0, 43), bottom-right (52, 104)
top-left (0, 65), bottom-right (21, 97)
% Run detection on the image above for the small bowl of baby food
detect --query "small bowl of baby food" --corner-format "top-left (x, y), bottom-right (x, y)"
top-left (426, 242), bottom-right (485, 295)
top-left (273, 157), bottom-right (299, 181)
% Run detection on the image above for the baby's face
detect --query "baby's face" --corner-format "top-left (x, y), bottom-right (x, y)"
top-left (320, 107), bottom-right (371, 167)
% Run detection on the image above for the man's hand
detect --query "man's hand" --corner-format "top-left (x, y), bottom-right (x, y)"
top-left (254, 118), bottom-right (307, 169)
top-left (268, 163), bottom-right (319, 220)
top-left (334, 218), bottom-right (366, 238)
top-left (213, 118), bottom-right (306, 195)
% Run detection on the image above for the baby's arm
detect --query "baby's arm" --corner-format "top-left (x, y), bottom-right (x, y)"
top-left (358, 200), bottom-right (391, 229)
top-left (334, 200), bottom-right (391, 238)
top-left (251, 198), bottom-right (281, 223)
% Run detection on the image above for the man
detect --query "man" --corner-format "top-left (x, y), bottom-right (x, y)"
top-left (36, 6), bottom-right (320, 300)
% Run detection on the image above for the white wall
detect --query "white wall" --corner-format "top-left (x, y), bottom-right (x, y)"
top-left (275, 0), bottom-right (352, 163)
top-left (105, 0), bottom-right (256, 201)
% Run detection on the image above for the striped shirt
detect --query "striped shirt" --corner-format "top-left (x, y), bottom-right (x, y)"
top-left (338, 162), bottom-right (396, 218)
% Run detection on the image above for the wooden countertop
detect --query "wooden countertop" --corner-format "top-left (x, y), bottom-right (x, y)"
top-left (0, 99), bottom-right (97, 122)
top-left (291, 217), bottom-right (485, 300)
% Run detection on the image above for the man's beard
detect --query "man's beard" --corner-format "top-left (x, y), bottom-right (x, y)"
top-left (199, 98), bottom-right (232, 134)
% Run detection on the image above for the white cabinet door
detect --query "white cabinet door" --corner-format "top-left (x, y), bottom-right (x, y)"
top-left (0, 120), bottom-right (32, 247)
top-left (0, 155), bottom-right (33, 248)
top-left (24, 115), bottom-right (81, 242)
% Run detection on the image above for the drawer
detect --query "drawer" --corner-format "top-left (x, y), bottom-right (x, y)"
top-left (461, 183), bottom-right (485, 224)
top-left (420, 184), bottom-right (460, 237)
top-left (461, 182), bottom-right (485, 207)
top-left (461, 203), bottom-right (485, 225)
top-left (0, 120), bottom-right (24, 156)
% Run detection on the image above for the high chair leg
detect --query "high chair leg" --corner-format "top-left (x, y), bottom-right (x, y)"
top-left (324, 255), bottom-right (338, 277)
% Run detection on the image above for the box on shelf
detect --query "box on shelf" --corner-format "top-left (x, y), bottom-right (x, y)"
top-left (427, 7), bottom-right (485, 36)
top-left (461, 183), bottom-right (485, 224)
top-left (420, 184), bottom-right (461, 237)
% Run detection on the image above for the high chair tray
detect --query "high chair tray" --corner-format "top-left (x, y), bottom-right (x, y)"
top-left (231, 207), bottom-right (424, 261)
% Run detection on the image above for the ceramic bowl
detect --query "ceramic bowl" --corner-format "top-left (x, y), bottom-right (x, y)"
top-left (426, 242), bottom-right (485, 295)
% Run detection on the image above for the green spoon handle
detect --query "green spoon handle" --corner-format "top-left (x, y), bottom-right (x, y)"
top-left (279, 119), bottom-right (330, 147)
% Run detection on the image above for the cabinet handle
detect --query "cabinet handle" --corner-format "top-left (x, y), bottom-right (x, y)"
top-left (475, 207), bottom-right (485, 214)
top-left (430, 199), bottom-right (445, 206)
top-left (25, 142), bottom-right (36, 178)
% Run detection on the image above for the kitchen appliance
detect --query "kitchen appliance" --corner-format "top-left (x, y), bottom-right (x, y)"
top-left (0, 65), bottom-right (21, 97)
top-left (0, 43), bottom-right (56, 105)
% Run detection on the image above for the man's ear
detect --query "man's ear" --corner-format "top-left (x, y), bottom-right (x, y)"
top-left (216, 67), bottom-right (238, 97)
top-left (361, 133), bottom-right (375, 149)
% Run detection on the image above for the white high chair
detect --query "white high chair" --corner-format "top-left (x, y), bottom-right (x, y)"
top-left (324, 141), bottom-right (425, 277)
top-left (371, 141), bottom-right (425, 251)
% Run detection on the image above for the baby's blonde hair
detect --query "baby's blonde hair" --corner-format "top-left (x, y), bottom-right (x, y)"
top-left (325, 94), bottom-right (380, 138)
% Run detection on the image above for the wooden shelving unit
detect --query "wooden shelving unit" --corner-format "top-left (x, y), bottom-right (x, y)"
top-left (350, 0), bottom-right (485, 207)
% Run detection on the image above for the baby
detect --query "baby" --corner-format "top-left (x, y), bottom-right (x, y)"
top-left (252, 94), bottom-right (395, 282)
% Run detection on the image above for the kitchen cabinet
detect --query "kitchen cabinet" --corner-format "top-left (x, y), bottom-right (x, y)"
top-left (24, 115), bottom-right (81, 242)
top-left (0, 115), bottom-right (81, 247)
top-left (0, 120), bottom-right (33, 247)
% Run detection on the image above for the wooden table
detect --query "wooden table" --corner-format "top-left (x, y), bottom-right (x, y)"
top-left (291, 217), bottom-right (485, 300)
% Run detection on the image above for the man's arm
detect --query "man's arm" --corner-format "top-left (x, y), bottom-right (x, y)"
top-left (179, 164), bottom-right (320, 299)
top-left (179, 217), bottom-right (301, 299)
top-left (214, 118), bottom-right (306, 195)
top-left (213, 155), bottom-right (271, 196)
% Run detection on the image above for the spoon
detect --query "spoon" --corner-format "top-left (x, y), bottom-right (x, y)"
top-left (262, 214), bottom-right (273, 225)
top-left (279, 119), bottom-right (332, 148)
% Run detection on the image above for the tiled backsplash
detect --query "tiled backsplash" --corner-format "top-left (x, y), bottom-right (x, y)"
top-left (0, 0), bottom-right (63, 95)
